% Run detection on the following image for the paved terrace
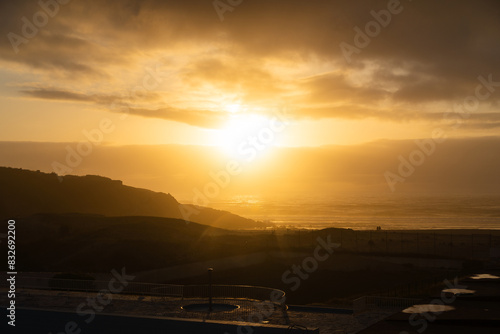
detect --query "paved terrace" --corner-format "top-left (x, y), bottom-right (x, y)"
top-left (357, 272), bottom-right (500, 334)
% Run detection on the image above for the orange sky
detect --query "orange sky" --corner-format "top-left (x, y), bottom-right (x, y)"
top-left (1, 0), bottom-right (499, 198)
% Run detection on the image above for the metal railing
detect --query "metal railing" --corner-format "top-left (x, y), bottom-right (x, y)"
top-left (3, 276), bottom-right (285, 306)
top-left (182, 284), bottom-right (283, 302)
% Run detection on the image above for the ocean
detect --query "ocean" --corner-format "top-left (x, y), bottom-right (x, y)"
top-left (205, 194), bottom-right (500, 230)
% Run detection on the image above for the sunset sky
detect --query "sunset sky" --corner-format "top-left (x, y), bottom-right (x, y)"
top-left (1, 0), bottom-right (499, 199)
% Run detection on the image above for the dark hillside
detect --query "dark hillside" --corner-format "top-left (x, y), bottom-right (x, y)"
top-left (0, 167), bottom-right (268, 229)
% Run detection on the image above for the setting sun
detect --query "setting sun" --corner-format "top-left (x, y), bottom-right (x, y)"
top-left (215, 113), bottom-right (283, 162)
top-left (224, 103), bottom-right (242, 113)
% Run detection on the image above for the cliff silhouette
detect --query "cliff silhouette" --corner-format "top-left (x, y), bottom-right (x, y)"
top-left (0, 167), bottom-right (268, 229)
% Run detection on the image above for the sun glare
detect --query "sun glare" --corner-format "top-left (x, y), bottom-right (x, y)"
top-left (225, 103), bottom-right (242, 113)
top-left (216, 113), bottom-right (280, 162)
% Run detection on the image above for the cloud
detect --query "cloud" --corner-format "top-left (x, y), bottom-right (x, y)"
top-left (181, 57), bottom-right (286, 103)
top-left (20, 87), bottom-right (225, 128)
top-left (21, 88), bottom-right (104, 102)
top-left (20, 87), bottom-right (159, 104)
top-left (124, 107), bottom-right (225, 128)
top-left (1, 0), bottom-right (500, 128)
top-left (301, 72), bottom-right (389, 104)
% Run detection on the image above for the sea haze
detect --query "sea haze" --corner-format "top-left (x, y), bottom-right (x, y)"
top-left (205, 194), bottom-right (500, 230)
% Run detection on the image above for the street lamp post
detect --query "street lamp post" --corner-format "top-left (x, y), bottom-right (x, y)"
top-left (208, 268), bottom-right (213, 312)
